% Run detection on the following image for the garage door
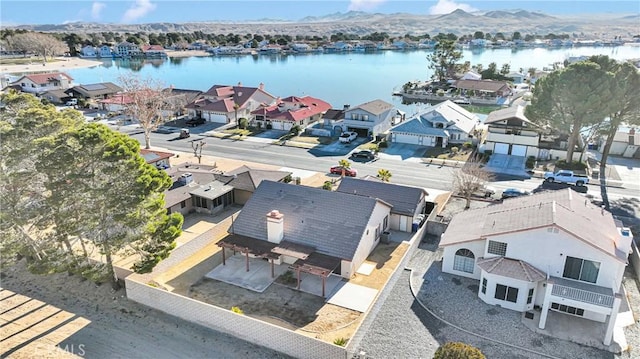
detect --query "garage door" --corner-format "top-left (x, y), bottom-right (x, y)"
top-left (494, 143), bottom-right (509, 154)
top-left (511, 145), bottom-right (527, 156)
top-left (393, 133), bottom-right (420, 145)
top-left (209, 114), bottom-right (227, 123)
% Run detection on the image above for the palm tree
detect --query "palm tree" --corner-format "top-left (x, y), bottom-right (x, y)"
top-left (338, 159), bottom-right (351, 177)
top-left (377, 168), bottom-right (392, 182)
top-left (233, 102), bottom-right (240, 127)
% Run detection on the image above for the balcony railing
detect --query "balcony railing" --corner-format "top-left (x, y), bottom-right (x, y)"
top-left (486, 133), bottom-right (539, 146)
top-left (551, 283), bottom-right (614, 308)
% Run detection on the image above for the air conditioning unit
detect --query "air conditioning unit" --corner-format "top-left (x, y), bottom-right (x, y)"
top-left (380, 231), bottom-right (391, 244)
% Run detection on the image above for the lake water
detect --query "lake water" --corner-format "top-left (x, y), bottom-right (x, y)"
top-left (66, 46), bottom-right (640, 114)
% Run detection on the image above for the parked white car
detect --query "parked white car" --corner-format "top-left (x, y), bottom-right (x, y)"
top-left (339, 131), bottom-right (357, 143)
top-left (544, 170), bottom-right (589, 186)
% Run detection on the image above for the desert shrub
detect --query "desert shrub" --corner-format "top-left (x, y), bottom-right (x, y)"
top-left (283, 174), bottom-right (293, 183)
top-left (280, 270), bottom-right (296, 285)
top-left (333, 338), bottom-right (348, 346)
top-left (238, 117), bottom-right (248, 129)
top-left (378, 141), bottom-right (388, 148)
top-left (231, 306), bottom-right (244, 315)
top-left (433, 342), bottom-right (485, 359)
top-left (436, 89), bottom-right (445, 97)
top-left (451, 146), bottom-right (459, 154)
top-left (294, 176), bottom-right (301, 185)
top-left (322, 181), bottom-right (333, 190)
top-left (462, 141), bottom-right (472, 149)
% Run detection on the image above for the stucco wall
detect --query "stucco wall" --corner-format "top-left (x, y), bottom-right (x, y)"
top-left (442, 241), bottom-right (486, 279)
top-left (125, 277), bottom-right (346, 359)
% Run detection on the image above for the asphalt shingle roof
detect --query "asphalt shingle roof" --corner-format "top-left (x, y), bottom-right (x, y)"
top-left (215, 166), bottom-right (291, 192)
top-left (440, 189), bottom-right (627, 261)
top-left (231, 181), bottom-right (385, 260)
top-left (336, 177), bottom-right (426, 216)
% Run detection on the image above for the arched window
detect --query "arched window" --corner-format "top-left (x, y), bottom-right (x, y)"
top-left (453, 248), bottom-right (475, 273)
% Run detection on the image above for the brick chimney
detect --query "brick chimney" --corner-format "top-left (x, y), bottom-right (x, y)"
top-left (266, 210), bottom-right (284, 243)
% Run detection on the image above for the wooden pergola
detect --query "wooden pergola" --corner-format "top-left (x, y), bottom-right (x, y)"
top-left (217, 234), bottom-right (280, 277)
top-left (290, 252), bottom-right (342, 298)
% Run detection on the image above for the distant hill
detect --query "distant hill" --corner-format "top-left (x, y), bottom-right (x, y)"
top-left (9, 9), bottom-right (637, 37)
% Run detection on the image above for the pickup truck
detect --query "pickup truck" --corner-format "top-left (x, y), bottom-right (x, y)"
top-left (544, 170), bottom-right (589, 186)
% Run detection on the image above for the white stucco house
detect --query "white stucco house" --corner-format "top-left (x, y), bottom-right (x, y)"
top-left (336, 177), bottom-right (427, 233)
top-left (343, 99), bottom-right (403, 138)
top-left (12, 72), bottom-right (73, 95)
top-left (185, 83), bottom-right (276, 124)
top-left (390, 100), bottom-right (480, 147)
top-left (217, 180), bottom-right (393, 296)
top-left (484, 105), bottom-right (540, 158)
top-left (597, 129), bottom-right (640, 159)
top-left (440, 189), bottom-right (634, 347)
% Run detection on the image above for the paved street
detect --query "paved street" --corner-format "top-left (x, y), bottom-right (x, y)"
top-left (124, 126), bottom-right (640, 203)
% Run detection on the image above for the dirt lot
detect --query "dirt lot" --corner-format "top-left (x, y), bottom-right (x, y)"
top-left (186, 240), bottom-right (409, 344)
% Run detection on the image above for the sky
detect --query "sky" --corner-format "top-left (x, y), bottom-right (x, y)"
top-left (0, 0), bottom-right (638, 25)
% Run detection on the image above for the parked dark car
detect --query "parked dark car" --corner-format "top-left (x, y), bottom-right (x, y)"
top-left (501, 188), bottom-right (531, 199)
top-left (350, 150), bottom-right (377, 161)
top-left (186, 117), bottom-right (205, 127)
top-left (330, 166), bottom-right (357, 177)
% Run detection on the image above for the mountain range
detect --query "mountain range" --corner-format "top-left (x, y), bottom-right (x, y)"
top-left (10, 9), bottom-right (638, 37)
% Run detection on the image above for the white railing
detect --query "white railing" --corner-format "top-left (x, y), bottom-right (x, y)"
top-left (551, 283), bottom-right (614, 308)
top-left (486, 133), bottom-right (539, 146)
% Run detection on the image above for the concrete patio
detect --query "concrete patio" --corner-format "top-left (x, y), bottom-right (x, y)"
top-left (485, 153), bottom-right (530, 178)
top-left (205, 255), bottom-right (288, 292)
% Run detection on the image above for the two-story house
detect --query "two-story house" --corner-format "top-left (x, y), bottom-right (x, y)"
top-left (185, 83), bottom-right (276, 124)
top-left (80, 45), bottom-right (97, 58)
top-left (98, 44), bottom-right (113, 58)
top-left (343, 99), bottom-right (401, 138)
top-left (484, 105), bottom-right (540, 158)
top-left (113, 41), bottom-right (140, 57)
top-left (440, 189), bottom-right (633, 346)
top-left (251, 95), bottom-right (331, 131)
top-left (390, 100), bottom-right (480, 147)
top-left (12, 72), bottom-right (73, 95)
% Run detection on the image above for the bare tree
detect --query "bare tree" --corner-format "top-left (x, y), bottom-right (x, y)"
top-left (8, 32), bottom-right (67, 62)
top-left (453, 160), bottom-right (494, 209)
top-left (191, 140), bottom-right (206, 164)
top-left (118, 75), bottom-right (173, 149)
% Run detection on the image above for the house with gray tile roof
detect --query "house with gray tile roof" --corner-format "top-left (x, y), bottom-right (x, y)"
top-left (336, 177), bottom-right (427, 232)
top-left (484, 105), bottom-right (541, 158)
top-left (226, 180), bottom-right (392, 279)
top-left (162, 163), bottom-right (289, 216)
top-left (390, 100), bottom-right (480, 147)
top-left (440, 188), bottom-right (634, 347)
top-left (342, 99), bottom-right (403, 137)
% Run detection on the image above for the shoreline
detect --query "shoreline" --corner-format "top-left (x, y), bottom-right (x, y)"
top-left (0, 57), bottom-right (104, 75)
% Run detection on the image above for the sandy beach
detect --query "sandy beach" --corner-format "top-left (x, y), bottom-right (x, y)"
top-left (0, 57), bottom-right (104, 75)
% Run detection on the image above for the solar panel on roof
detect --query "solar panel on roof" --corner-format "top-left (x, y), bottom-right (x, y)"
top-left (81, 83), bottom-right (107, 91)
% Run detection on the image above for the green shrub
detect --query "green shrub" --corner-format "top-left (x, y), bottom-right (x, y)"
top-left (526, 156), bottom-right (536, 169)
top-left (462, 141), bottom-right (472, 149)
top-left (378, 141), bottom-right (388, 148)
top-left (555, 160), bottom-right (587, 171)
top-left (451, 146), bottom-right (459, 154)
top-left (436, 89), bottom-right (445, 97)
top-left (434, 342), bottom-right (485, 359)
top-left (231, 306), bottom-right (244, 315)
top-left (333, 337), bottom-right (348, 346)
top-left (238, 117), bottom-right (248, 129)
top-left (289, 125), bottom-right (301, 136)
top-left (280, 270), bottom-right (296, 285)
top-left (322, 181), bottom-right (333, 191)
top-left (283, 174), bottom-right (293, 183)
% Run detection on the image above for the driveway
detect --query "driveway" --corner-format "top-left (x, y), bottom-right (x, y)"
top-left (378, 144), bottom-right (428, 162)
top-left (485, 153), bottom-right (531, 179)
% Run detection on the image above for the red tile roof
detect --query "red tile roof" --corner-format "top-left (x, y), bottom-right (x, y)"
top-left (251, 95), bottom-right (331, 123)
top-left (185, 97), bottom-right (235, 113)
top-left (20, 72), bottom-right (73, 85)
top-left (202, 85), bottom-right (274, 109)
top-left (99, 93), bottom-right (134, 105)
